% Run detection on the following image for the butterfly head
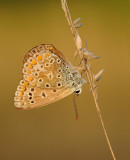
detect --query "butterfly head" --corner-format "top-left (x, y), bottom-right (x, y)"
top-left (71, 69), bottom-right (86, 95)
top-left (75, 88), bottom-right (82, 95)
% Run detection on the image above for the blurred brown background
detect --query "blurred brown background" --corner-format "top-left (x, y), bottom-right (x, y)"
top-left (0, 0), bottom-right (130, 160)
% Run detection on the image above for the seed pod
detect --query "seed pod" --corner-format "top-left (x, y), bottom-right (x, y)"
top-left (73, 18), bottom-right (81, 25)
top-left (75, 34), bottom-right (82, 50)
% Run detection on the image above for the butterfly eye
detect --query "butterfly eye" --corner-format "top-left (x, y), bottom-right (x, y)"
top-left (75, 90), bottom-right (80, 94)
top-left (75, 88), bottom-right (82, 95)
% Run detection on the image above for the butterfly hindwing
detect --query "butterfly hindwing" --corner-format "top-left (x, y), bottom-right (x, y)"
top-left (14, 84), bottom-right (74, 110)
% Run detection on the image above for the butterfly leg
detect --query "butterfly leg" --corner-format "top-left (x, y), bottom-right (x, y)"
top-left (73, 57), bottom-right (87, 73)
top-left (73, 92), bottom-right (78, 120)
top-left (77, 56), bottom-right (86, 67)
top-left (81, 67), bottom-right (87, 75)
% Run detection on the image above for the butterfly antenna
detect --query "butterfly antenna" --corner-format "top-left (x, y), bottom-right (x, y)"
top-left (73, 92), bottom-right (78, 120)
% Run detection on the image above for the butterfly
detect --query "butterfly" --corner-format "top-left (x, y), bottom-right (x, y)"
top-left (14, 44), bottom-right (85, 119)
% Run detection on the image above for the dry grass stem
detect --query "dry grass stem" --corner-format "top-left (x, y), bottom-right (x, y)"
top-left (61, 0), bottom-right (117, 160)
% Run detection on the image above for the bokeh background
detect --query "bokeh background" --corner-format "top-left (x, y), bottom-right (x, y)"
top-left (0, 0), bottom-right (130, 160)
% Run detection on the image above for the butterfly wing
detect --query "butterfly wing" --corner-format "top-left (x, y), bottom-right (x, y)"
top-left (23, 44), bottom-right (69, 64)
top-left (14, 44), bottom-right (76, 110)
top-left (14, 84), bottom-right (74, 110)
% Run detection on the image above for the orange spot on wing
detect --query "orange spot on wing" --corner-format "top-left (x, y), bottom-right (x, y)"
top-left (37, 54), bottom-right (42, 61)
top-left (28, 76), bottom-right (33, 81)
top-left (46, 52), bottom-right (50, 56)
top-left (31, 59), bottom-right (37, 65)
top-left (19, 91), bottom-right (23, 96)
top-left (45, 52), bottom-right (50, 58)
top-left (20, 102), bottom-right (24, 106)
top-left (27, 70), bottom-right (31, 74)
top-left (31, 83), bottom-right (36, 87)
top-left (24, 81), bottom-right (28, 86)
top-left (49, 46), bottom-right (53, 50)
top-left (19, 97), bottom-right (23, 100)
top-left (28, 64), bottom-right (32, 69)
top-left (21, 86), bottom-right (26, 91)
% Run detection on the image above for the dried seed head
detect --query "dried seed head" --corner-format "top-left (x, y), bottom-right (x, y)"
top-left (94, 69), bottom-right (104, 81)
top-left (90, 56), bottom-right (101, 60)
top-left (75, 23), bottom-right (83, 28)
top-left (75, 35), bottom-right (82, 50)
top-left (73, 18), bottom-right (81, 25)
top-left (81, 48), bottom-right (94, 56)
top-left (74, 50), bottom-right (78, 61)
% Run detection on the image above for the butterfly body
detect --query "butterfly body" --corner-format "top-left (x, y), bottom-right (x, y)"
top-left (14, 44), bottom-right (85, 110)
